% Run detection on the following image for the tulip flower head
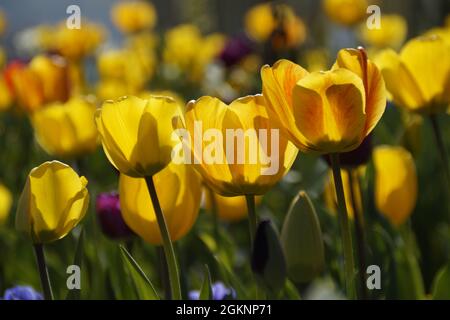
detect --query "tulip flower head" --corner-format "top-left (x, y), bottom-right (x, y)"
top-left (180, 94), bottom-right (298, 196)
top-left (111, 1), bottom-right (157, 34)
top-left (32, 96), bottom-right (98, 158)
top-left (16, 161), bottom-right (89, 243)
top-left (95, 95), bottom-right (184, 177)
top-left (119, 162), bottom-right (201, 245)
top-left (261, 48), bottom-right (386, 154)
top-left (323, 0), bottom-right (368, 27)
top-left (373, 145), bottom-right (418, 227)
top-left (376, 36), bottom-right (450, 114)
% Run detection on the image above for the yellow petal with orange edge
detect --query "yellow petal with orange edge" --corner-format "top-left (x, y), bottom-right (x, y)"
top-left (292, 69), bottom-right (366, 153)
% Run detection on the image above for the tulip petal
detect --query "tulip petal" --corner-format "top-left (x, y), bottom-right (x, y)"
top-left (334, 48), bottom-right (387, 135)
top-left (400, 36), bottom-right (450, 106)
top-left (374, 146), bottom-right (418, 226)
top-left (292, 69), bottom-right (366, 153)
top-left (261, 60), bottom-right (310, 147)
top-left (376, 49), bottom-right (426, 110)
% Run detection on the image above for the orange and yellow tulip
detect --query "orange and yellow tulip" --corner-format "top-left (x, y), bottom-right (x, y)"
top-left (261, 48), bottom-right (386, 154)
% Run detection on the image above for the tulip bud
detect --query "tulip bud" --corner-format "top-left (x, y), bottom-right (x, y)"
top-left (96, 192), bottom-right (134, 239)
top-left (251, 220), bottom-right (287, 293)
top-left (0, 183), bottom-right (12, 225)
top-left (16, 161), bottom-right (89, 243)
top-left (281, 191), bottom-right (325, 283)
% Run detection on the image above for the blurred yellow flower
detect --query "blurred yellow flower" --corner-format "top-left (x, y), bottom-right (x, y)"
top-left (0, 47), bottom-right (5, 69)
top-left (0, 183), bottom-right (12, 225)
top-left (95, 95), bottom-right (183, 177)
top-left (205, 190), bottom-right (263, 222)
top-left (163, 24), bottom-right (225, 81)
top-left (376, 36), bottom-right (450, 114)
top-left (16, 161), bottom-right (89, 243)
top-left (98, 48), bottom-right (155, 92)
top-left (111, 0), bottom-right (157, 34)
top-left (359, 14), bottom-right (408, 49)
top-left (52, 21), bottom-right (105, 60)
top-left (323, 0), bottom-right (368, 26)
top-left (0, 77), bottom-right (12, 111)
top-left (324, 168), bottom-right (363, 219)
top-left (0, 9), bottom-right (7, 36)
top-left (183, 95), bottom-right (298, 196)
top-left (32, 97), bottom-right (98, 158)
top-left (96, 79), bottom-right (130, 101)
top-left (119, 162), bottom-right (201, 244)
top-left (245, 3), bottom-right (306, 48)
top-left (261, 48), bottom-right (386, 154)
top-left (302, 48), bottom-right (330, 72)
top-left (373, 145), bottom-right (417, 227)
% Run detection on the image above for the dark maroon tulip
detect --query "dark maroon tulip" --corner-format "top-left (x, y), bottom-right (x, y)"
top-left (219, 34), bottom-right (255, 67)
top-left (96, 192), bottom-right (134, 239)
top-left (323, 134), bottom-right (373, 168)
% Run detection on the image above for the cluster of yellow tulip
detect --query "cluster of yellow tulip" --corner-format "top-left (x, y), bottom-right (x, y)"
top-left (0, 0), bottom-right (449, 301)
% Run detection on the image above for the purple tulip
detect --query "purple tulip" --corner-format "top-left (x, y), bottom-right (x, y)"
top-left (219, 34), bottom-right (255, 67)
top-left (96, 192), bottom-right (134, 239)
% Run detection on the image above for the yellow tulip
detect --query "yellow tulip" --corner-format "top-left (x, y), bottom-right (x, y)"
top-left (95, 95), bottom-right (183, 177)
top-left (204, 189), bottom-right (263, 222)
top-left (119, 162), bottom-right (201, 244)
top-left (323, 0), bottom-right (368, 26)
top-left (375, 36), bottom-right (450, 114)
top-left (373, 145), bottom-right (417, 227)
top-left (52, 21), bottom-right (104, 61)
top-left (163, 25), bottom-right (225, 81)
top-left (140, 90), bottom-right (185, 109)
top-left (358, 14), bottom-right (408, 49)
top-left (32, 97), bottom-right (98, 158)
top-left (16, 161), bottom-right (89, 243)
top-left (183, 95), bottom-right (298, 196)
top-left (261, 48), bottom-right (386, 154)
top-left (111, 1), bottom-right (157, 34)
top-left (0, 183), bottom-right (12, 225)
top-left (244, 3), bottom-right (306, 48)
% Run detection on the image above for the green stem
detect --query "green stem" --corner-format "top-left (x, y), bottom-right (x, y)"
top-left (145, 176), bottom-right (182, 300)
top-left (157, 246), bottom-right (171, 300)
top-left (329, 154), bottom-right (356, 299)
top-left (245, 194), bottom-right (258, 246)
top-left (33, 244), bottom-right (54, 300)
top-left (206, 187), bottom-right (220, 250)
top-left (430, 115), bottom-right (450, 193)
top-left (347, 169), bottom-right (368, 300)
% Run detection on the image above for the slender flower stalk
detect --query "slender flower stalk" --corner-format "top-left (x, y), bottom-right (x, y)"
top-left (145, 176), bottom-right (181, 300)
top-left (206, 187), bottom-right (220, 249)
top-left (157, 246), bottom-right (171, 300)
top-left (346, 169), bottom-right (368, 299)
top-left (33, 244), bottom-right (54, 300)
top-left (245, 195), bottom-right (258, 246)
top-left (329, 154), bottom-right (356, 299)
top-left (430, 115), bottom-right (450, 193)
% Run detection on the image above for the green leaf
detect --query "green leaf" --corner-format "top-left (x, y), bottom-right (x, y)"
top-left (119, 245), bottom-right (160, 300)
top-left (66, 229), bottom-right (84, 300)
top-left (432, 263), bottom-right (450, 300)
top-left (199, 265), bottom-right (212, 300)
